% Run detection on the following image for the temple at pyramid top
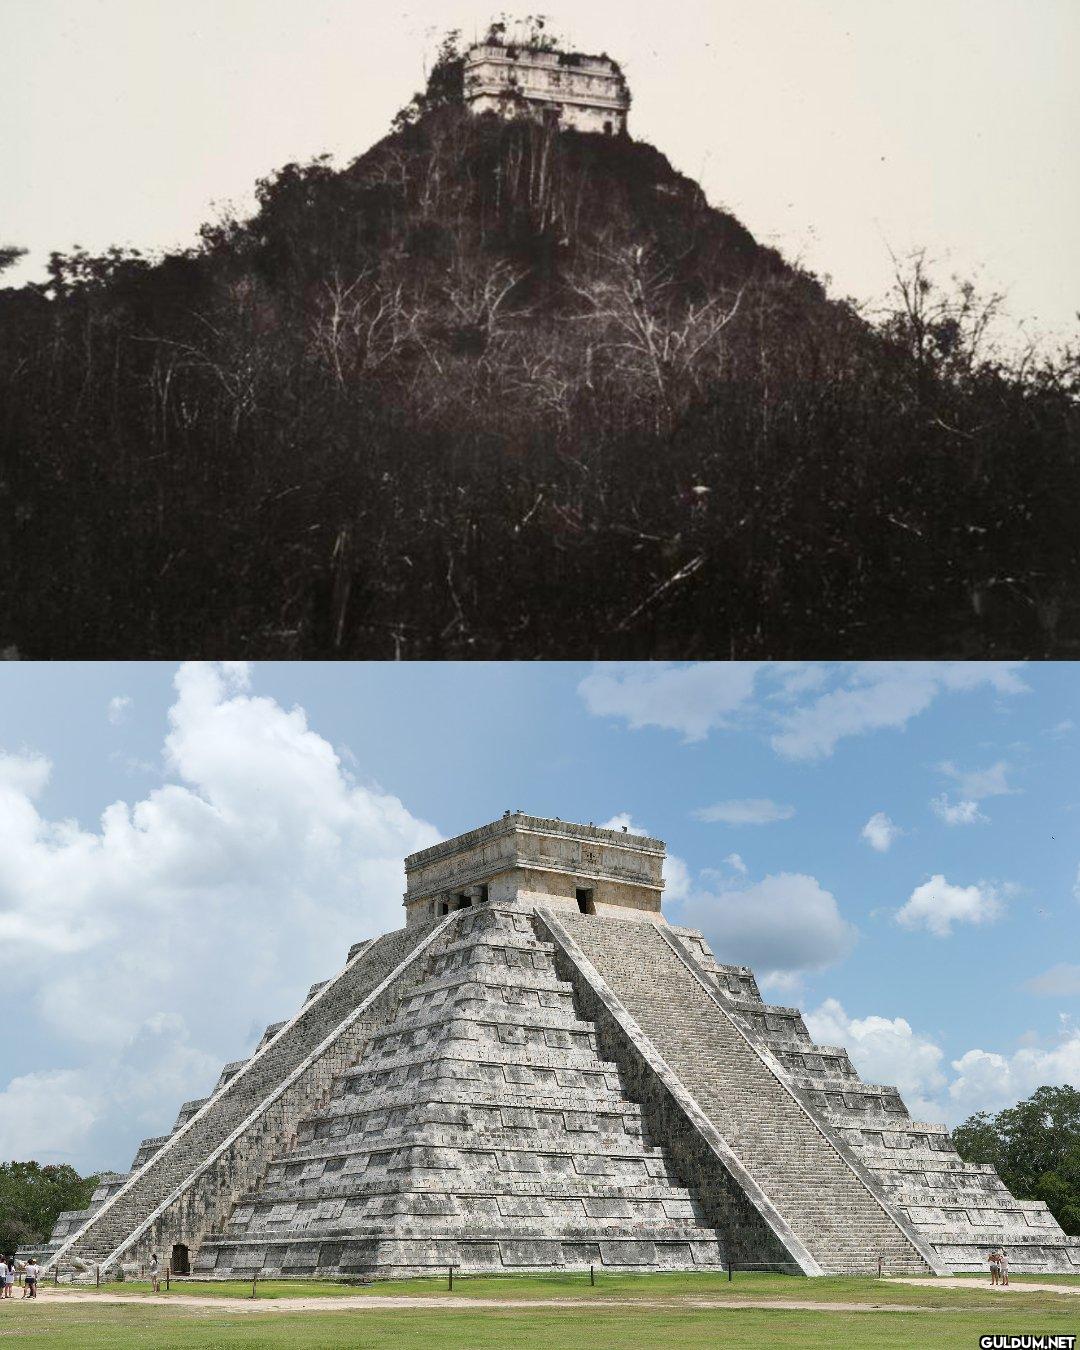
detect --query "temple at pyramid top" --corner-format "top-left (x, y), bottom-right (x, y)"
top-left (34, 813), bottom-right (1080, 1284)
top-left (404, 813), bottom-right (665, 926)
top-left (464, 41), bottom-right (631, 136)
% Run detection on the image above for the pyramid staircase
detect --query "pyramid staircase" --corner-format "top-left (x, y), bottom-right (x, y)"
top-left (194, 904), bottom-right (728, 1277)
top-left (37, 810), bottom-right (1080, 1280)
top-left (664, 924), bottom-right (1080, 1275)
top-left (42, 920), bottom-right (447, 1275)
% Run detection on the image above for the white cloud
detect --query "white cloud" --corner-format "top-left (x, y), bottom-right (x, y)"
top-left (724, 852), bottom-right (748, 876)
top-left (861, 811), bottom-right (901, 852)
top-left (930, 794), bottom-right (987, 826)
top-left (0, 751), bottom-right (50, 799)
top-left (578, 662), bottom-right (1028, 762)
top-left (948, 1021), bottom-right (1080, 1116)
top-left (577, 663), bottom-right (760, 743)
top-left (0, 1069), bottom-right (101, 1163)
top-left (769, 665), bottom-right (829, 700)
top-left (937, 759), bottom-right (1015, 800)
top-left (693, 799), bottom-right (795, 826)
top-left (770, 663), bottom-right (1027, 762)
top-left (677, 872), bottom-right (857, 981)
top-left (1025, 964), bottom-right (1080, 997)
top-left (802, 1002), bottom-right (1080, 1124)
top-left (804, 998), bottom-right (947, 1119)
top-left (600, 812), bottom-right (649, 836)
top-left (107, 695), bottom-right (132, 726)
top-left (662, 854), bottom-right (692, 904)
top-left (0, 1015), bottom-right (218, 1164)
top-left (895, 874), bottom-right (1004, 937)
top-left (0, 662), bottom-right (440, 1170)
top-left (758, 969), bottom-right (805, 1000)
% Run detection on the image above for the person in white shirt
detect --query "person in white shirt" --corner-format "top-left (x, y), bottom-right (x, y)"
top-left (22, 1259), bottom-right (39, 1298)
top-left (149, 1253), bottom-right (160, 1294)
top-left (0, 1258), bottom-right (8, 1297)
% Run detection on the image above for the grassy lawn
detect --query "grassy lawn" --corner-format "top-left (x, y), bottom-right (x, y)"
top-left (940, 1272), bottom-right (1080, 1286)
top-left (0, 1302), bottom-right (1077, 1350)
top-left (57, 1269), bottom-right (1080, 1311)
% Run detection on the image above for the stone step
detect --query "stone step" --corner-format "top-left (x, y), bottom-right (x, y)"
top-left (552, 911), bottom-right (932, 1276)
top-left (50, 918), bottom-right (451, 1271)
top-left (308, 1100), bottom-right (649, 1139)
top-left (369, 1002), bottom-right (601, 1047)
top-left (207, 910), bottom-right (729, 1276)
top-left (237, 1178), bottom-right (700, 1210)
top-left (195, 1232), bottom-right (727, 1277)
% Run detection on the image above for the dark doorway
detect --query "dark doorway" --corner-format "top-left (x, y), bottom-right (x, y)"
top-left (479, 884), bottom-right (489, 904)
top-left (456, 893), bottom-right (472, 909)
top-left (171, 1243), bottom-right (190, 1275)
top-left (576, 888), bottom-right (594, 915)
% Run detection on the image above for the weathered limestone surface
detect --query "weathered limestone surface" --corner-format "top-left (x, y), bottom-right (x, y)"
top-left (404, 814), bottom-right (664, 928)
top-left (669, 926), bottom-right (1080, 1275)
top-left (195, 905), bottom-right (726, 1277)
top-left (465, 44), bottom-right (630, 136)
top-left (39, 817), bottom-right (1080, 1279)
top-left (46, 922), bottom-right (445, 1273)
top-left (544, 910), bottom-right (937, 1276)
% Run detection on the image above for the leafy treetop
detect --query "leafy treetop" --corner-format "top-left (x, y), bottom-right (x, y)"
top-left (953, 1084), bottom-right (1080, 1236)
top-left (0, 1161), bottom-right (100, 1255)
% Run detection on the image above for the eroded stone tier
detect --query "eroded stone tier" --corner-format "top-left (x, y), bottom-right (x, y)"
top-left (38, 817), bottom-right (1080, 1279)
top-left (669, 926), bottom-right (1080, 1274)
top-left (195, 907), bottom-right (726, 1277)
top-left (403, 813), bottom-right (665, 928)
top-left (465, 43), bottom-right (630, 136)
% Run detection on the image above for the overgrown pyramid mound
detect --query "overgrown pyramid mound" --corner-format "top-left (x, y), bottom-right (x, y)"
top-left (39, 817), bottom-right (1080, 1280)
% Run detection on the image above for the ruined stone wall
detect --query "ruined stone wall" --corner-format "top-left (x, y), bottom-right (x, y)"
top-left (465, 44), bottom-right (630, 135)
top-left (49, 919), bottom-right (449, 1273)
top-left (123, 923), bottom-right (445, 1270)
top-left (538, 910), bottom-right (810, 1273)
top-left (404, 814), bottom-right (664, 926)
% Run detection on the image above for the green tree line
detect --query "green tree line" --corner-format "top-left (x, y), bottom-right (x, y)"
top-left (0, 1161), bottom-right (98, 1255)
top-left (953, 1086), bottom-right (1080, 1235)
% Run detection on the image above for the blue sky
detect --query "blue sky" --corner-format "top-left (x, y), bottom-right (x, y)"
top-left (1, 660), bottom-right (1078, 1173)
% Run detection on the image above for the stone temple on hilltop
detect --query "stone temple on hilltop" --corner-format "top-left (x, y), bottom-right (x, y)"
top-left (41, 816), bottom-right (1080, 1280)
top-left (464, 40), bottom-right (631, 136)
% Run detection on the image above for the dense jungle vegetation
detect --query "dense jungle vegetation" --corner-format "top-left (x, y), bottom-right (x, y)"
top-left (954, 1086), bottom-right (1080, 1236)
top-left (0, 1161), bottom-right (98, 1255)
top-left (1, 35), bottom-right (1077, 658)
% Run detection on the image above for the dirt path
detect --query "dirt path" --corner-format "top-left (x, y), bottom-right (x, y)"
top-left (890, 1276), bottom-right (1080, 1297)
top-left (14, 1289), bottom-right (1046, 1315)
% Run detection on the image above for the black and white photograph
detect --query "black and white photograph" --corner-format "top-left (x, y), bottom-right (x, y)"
top-left (3, 0), bottom-right (1077, 658)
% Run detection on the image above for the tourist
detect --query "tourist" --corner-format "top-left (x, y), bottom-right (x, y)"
top-left (3, 1256), bottom-right (13, 1298)
top-left (988, 1248), bottom-right (1000, 1285)
top-left (0, 1256), bottom-right (7, 1298)
top-left (149, 1252), bottom-right (160, 1294)
top-left (22, 1258), bottom-right (39, 1298)
top-left (999, 1248), bottom-right (1009, 1286)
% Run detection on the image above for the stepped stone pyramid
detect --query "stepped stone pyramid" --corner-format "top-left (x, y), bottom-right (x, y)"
top-left (42, 816), bottom-right (1080, 1280)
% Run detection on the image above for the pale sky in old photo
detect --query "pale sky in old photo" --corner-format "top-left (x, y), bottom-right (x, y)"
top-left (2, 0), bottom-right (1078, 350)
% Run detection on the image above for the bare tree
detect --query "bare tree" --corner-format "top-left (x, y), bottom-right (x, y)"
top-left (569, 243), bottom-right (742, 428)
top-left (310, 272), bottom-right (417, 386)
